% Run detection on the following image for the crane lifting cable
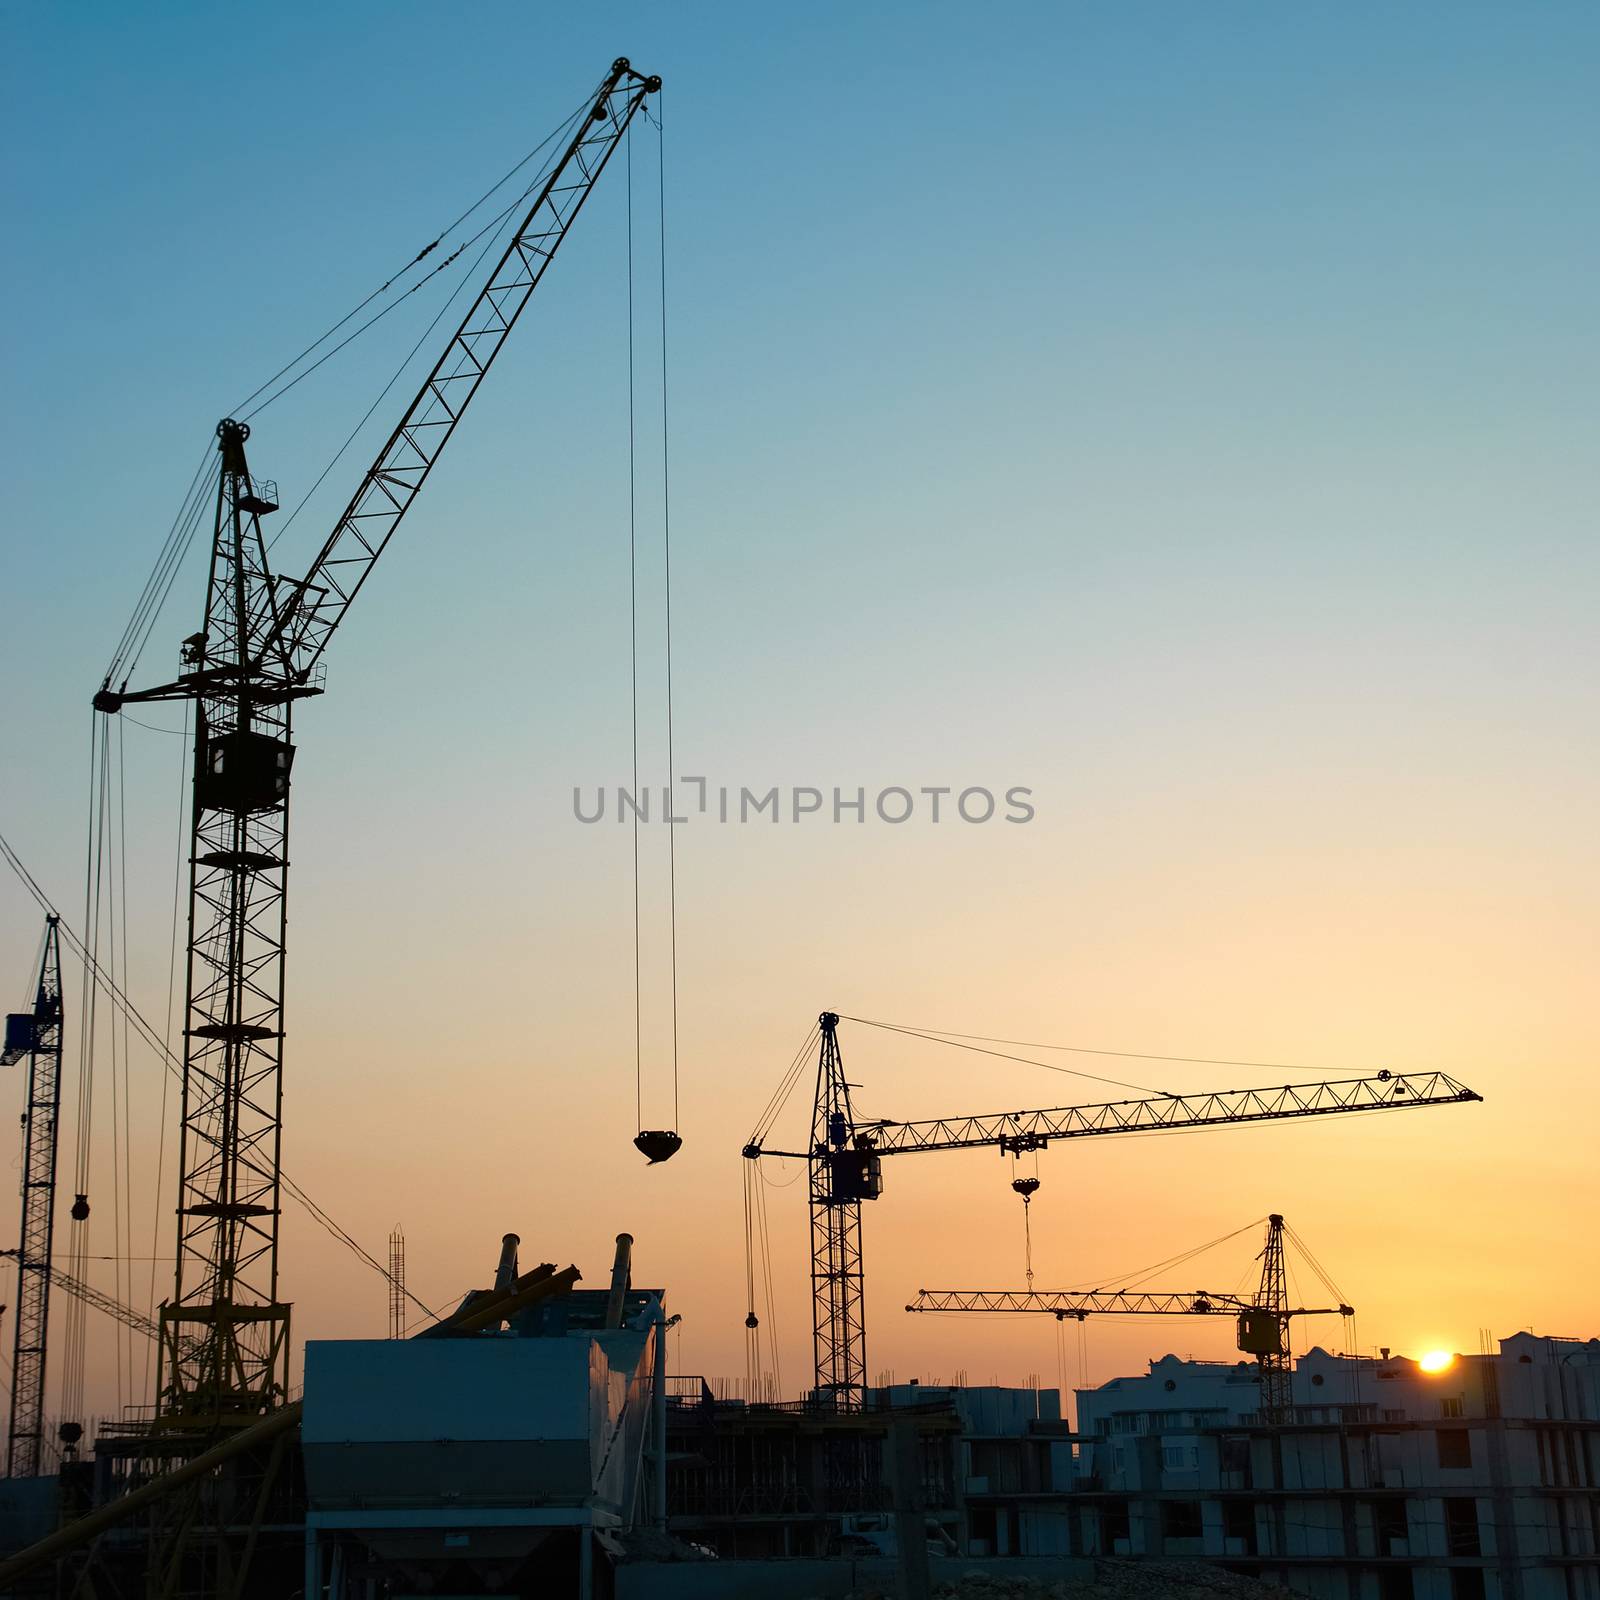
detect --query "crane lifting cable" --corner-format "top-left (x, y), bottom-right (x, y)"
top-left (626, 98), bottom-right (683, 1167)
top-left (102, 88), bottom-right (597, 700)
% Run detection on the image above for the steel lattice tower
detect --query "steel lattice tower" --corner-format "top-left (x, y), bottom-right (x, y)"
top-left (388, 1229), bottom-right (406, 1340)
top-left (3, 915), bottom-right (64, 1476)
top-left (809, 1014), bottom-right (876, 1410)
top-left (1254, 1213), bottom-right (1293, 1425)
top-left (158, 424), bottom-right (296, 1427)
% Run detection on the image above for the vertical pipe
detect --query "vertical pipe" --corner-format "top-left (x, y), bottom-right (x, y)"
top-left (494, 1233), bottom-right (520, 1293)
top-left (304, 1524), bottom-right (318, 1600)
top-left (605, 1233), bottom-right (634, 1330)
top-left (653, 1301), bottom-right (669, 1529)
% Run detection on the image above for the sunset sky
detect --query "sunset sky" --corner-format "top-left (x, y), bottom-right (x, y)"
top-left (2, 3), bottom-right (1597, 1429)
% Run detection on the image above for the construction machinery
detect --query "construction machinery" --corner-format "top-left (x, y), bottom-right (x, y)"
top-left (1, 1248), bottom-right (163, 1344)
top-left (2, 915), bottom-right (63, 1475)
top-left (907, 1213), bottom-right (1350, 1424)
top-left (90, 59), bottom-right (659, 1432)
top-left (743, 1013), bottom-right (1481, 1410)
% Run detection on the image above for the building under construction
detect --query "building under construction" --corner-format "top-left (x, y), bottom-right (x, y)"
top-left (1, 37), bottom-right (1588, 1600)
top-left (1, 1283), bottom-right (1595, 1598)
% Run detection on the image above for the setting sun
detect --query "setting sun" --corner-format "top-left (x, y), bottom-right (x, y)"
top-left (1419, 1350), bottom-right (1456, 1374)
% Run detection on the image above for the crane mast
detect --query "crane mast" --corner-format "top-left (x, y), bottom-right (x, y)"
top-left (745, 1015), bottom-right (1480, 1412)
top-left (810, 1013), bottom-right (878, 1407)
top-left (3, 915), bottom-right (64, 1476)
top-left (1254, 1206), bottom-right (1292, 1422)
top-left (93, 59), bottom-right (659, 1430)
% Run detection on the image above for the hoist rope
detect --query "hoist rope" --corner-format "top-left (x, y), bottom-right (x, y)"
top-left (1068, 1216), bottom-right (1268, 1295)
top-left (241, 157), bottom-right (569, 429)
top-left (144, 701), bottom-right (187, 1398)
top-left (109, 718), bottom-right (130, 1410)
top-left (627, 121), bottom-right (643, 1134)
top-left (842, 1014), bottom-right (1166, 1096)
top-left (746, 1024), bottom-right (822, 1148)
top-left (742, 1165), bottom-right (758, 1393)
top-left (850, 1015), bottom-right (1390, 1079)
top-left (659, 93), bottom-right (681, 1130)
top-left (62, 715), bottom-right (109, 1424)
top-left (263, 158), bottom-right (552, 558)
top-left (105, 92), bottom-right (592, 688)
top-left (232, 92), bottom-right (593, 422)
top-left (15, 922), bottom-right (48, 1010)
top-left (624, 107), bottom-right (679, 1135)
top-left (1284, 1219), bottom-right (1351, 1306)
top-left (103, 441), bottom-right (214, 691)
top-left (754, 1156), bottom-right (781, 1397)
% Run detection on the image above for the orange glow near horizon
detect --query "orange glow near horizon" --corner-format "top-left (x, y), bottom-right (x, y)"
top-left (1419, 1350), bottom-right (1456, 1374)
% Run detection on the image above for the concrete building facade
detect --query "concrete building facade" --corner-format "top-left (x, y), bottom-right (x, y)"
top-left (1070, 1333), bottom-right (1600, 1600)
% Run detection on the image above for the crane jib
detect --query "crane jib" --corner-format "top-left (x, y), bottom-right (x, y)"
top-left (746, 1069), bottom-right (1481, 1162)
top-left (265, 58), bottom-right (661, 680)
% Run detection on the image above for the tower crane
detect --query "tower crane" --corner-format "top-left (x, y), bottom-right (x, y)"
top-left (907, 1213), bottom-right (1349, 1424)
top-left (742, 1013), bottom-right (1480, 1411)
top-left (1, 1250), bottom-right (162, 1345)
top-left (2, 915), bottom-right (64, 1475)
top-left (91, 58), bottom-right (660, 1431)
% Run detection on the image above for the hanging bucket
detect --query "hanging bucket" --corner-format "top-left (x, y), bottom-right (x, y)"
top-left (634, 1130), bottom-right (682, 1164)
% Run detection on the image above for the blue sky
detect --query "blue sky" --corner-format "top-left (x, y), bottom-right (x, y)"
top-left (2, 4), bottom-right (1597, 1413)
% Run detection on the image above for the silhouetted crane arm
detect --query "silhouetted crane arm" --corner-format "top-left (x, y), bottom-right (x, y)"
top-left (746, 1069), bottom-right (1479, 1161)
top-left (0, 1249), bottom-right (158, 1340)
top-left (906, 1287), bottom-right (1352, 1317)
top-left (262, 58), bottom-right (660, 679)
top-left (98, 57), bottom-right (660, 715)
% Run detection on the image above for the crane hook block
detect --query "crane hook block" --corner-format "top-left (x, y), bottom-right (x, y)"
top-left (71, 1193), bottom-right (90, 1222)
top-left (634, 1129), bottom-right (682, 1165)
top-left (744, 1312), bottom-right (759, 1330)
top-left (1011, 1177), bottom-right (1041, 1200)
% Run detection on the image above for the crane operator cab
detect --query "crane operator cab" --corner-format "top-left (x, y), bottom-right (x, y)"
top-left (1237, 1308), bottom-right (1287, 1356)
top-left (199, 730), bottom-right (294, 813)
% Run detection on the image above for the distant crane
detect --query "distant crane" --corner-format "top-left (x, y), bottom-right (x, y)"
top-left (743, 1013), bottom-right (1481, 1411)
top-left (907, 1213), bottom-right (1350, 1424)
top-left (92, 60), bottom-right (659, 1430)
top-left (2, 916), bottom-right (63, 1476)
top-left (0, 1249), bottom-right (161, 1345)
